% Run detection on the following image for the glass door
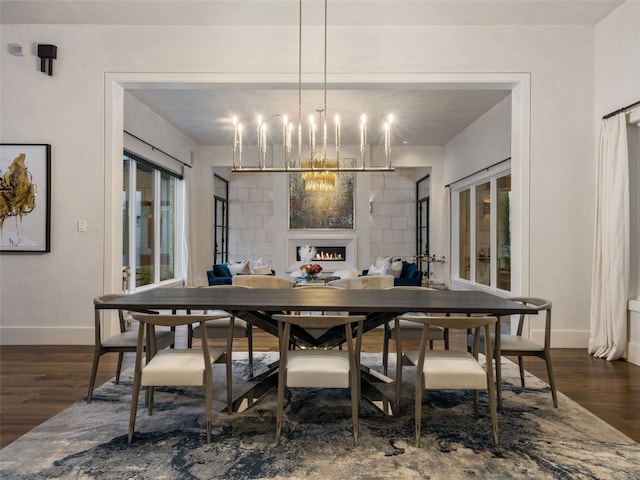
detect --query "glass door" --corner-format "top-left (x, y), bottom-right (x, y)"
top-left (213, 174), bottom-right (229, 264)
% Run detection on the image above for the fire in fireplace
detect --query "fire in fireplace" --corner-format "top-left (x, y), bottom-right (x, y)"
top-left (296, 246), bottom-right (346, 262)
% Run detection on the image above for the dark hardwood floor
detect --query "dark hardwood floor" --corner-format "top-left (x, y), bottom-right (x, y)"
top-left (1, 328), bottom-right (639, 448)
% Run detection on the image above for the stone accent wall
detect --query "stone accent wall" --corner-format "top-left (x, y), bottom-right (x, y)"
top-left (228, 173), bottom-right (274, 264)
top-left (368, 168), bottom-right (417, 263)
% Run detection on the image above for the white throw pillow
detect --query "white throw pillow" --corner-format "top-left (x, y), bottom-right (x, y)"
top-left (375, 256), bottom-right (392, 269)
top-left (367, 263), bottom-right (388, 275)
top-left (389, 259), bottom-right (403, 278)
top-left (250, 257), bottom-right (272, 275)
top-left (333, 268), bottom-right (359, 279)
top-left (228, 260), bottom-right (250, 276)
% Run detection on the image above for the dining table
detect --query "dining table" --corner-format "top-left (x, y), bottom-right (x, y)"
top-left (96, 287), bottom-right (535, 414)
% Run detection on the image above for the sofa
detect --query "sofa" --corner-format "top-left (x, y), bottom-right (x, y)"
top-left (362, 260), bottom-right (422, 287)
top-left (207, 262), bottom-right (275, 286)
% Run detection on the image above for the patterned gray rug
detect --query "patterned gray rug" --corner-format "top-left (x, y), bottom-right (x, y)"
top-left (1, 352), bottom-right (639, 479)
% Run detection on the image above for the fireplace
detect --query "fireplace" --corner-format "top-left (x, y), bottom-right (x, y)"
top-left (287, 234), bottom-right (357, 273)
top-left (296, 246), bottom-right (346, 262)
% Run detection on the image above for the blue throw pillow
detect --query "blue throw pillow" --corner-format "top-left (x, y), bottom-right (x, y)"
top-left (213, 263), bottom-right (231, 278)
top-left (402, 261), bottom-right (418, 279)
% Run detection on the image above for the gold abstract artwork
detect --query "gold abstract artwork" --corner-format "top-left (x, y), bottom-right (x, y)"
top-left (0, 153), bottom-right (37, 230)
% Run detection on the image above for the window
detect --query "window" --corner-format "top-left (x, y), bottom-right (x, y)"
top-left (416, 175), bottom-right (430, 272)
top-left (452, 162), bottom-right (511, 292)
top-left (213, 174), bottom-right (229, 265)
top-left (123, 152), bottom-right (182, 290)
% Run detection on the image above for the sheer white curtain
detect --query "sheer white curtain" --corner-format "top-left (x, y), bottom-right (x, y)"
top-left (589, 113), bottom-right (629, 361)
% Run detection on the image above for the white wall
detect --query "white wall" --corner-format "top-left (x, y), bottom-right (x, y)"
top-left (1, 21), bottom-right (597, 346)
top-left (595, 0), bottom-right (640, 364)
top-left (443, 95), bottom-right (512, 186)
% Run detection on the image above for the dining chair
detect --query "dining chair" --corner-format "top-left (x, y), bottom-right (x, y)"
top-left (128, 312), bottom-right (229, 444)
top-left (381, 286), bottom-right (449, 379)
top-left (232, 275), bottom-right (295, 288)
top-left (87, 294), bottom-right (175, 403)
top-left (400, 315), bottom-right (499, 447)
top-left (272, 314), bottom-right (365, 446)
top-left (468, 297), bottom-right (557, 408)
top-left (187, 285), bottom-right (253, 377)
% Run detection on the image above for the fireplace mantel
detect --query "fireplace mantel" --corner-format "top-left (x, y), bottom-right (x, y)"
top-left (286, 233), bottom-right (357, 273)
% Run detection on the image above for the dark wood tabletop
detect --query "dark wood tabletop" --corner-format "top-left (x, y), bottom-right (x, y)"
top-left (95, 287), bottom-right (534, 316)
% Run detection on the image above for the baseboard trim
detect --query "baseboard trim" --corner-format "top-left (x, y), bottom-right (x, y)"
top-left (0, 327), bottom-right (94, 345)
top-left (627, 341), bottom-right (640, 366)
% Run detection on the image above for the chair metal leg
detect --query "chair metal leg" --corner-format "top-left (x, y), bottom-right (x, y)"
top-left (382, 323), bottom-right (390, 375)
top-left (350, 370), bottom-right (359, 447)
top-left (87, 347), bottom-right (101, 403)
top-left (115, 352), bottom-right (124, 384)
top-left (226, 327), bottom-right (234, 414)
top-left (128, 358), bottom-right (144, 444)
top-left (206, 378), bottom-right (213, 444)
top-left (545, 352), bottom-right (559, 408)
top-left (488, 387), bottom-right (499, 447)
top-left (415, 377), bottom-right (423, 448)
top-left (518, 356), bottom-right (526, 387)
top-left (395, 329), bottom-right (403, 418)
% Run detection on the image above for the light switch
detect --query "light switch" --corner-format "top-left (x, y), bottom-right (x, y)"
top-left (77, 220), bottom-right (87, 232)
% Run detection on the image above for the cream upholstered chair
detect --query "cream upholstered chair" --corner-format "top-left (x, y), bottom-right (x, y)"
top-left (292, 284), bottom-right (346, 327)
top-left (469, 297), bottom-right (557, 408)
top-left (401, 315), bottom-right (499, 447)
top-left (327, 274), bottom-right (395, 289)
top-left (382, 286), bottom-right (449, 412)
top-left (188, 284), bottom-right (254, 391)
top-left (272, 314), bottom-right (365, 446)
top-left (87, 294), bottom-right (175, 403)
top-left (128, 313), bottom-right (229, 444)
top-left (382, 286), bottom-right (449, 378)
top-left (232, 274), bottom-right (295, 289)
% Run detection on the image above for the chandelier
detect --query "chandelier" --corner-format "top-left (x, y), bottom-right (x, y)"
top-left (301, 156), bottom-right (337, 191)
top-left (230, 0), bottom-right (394, 176)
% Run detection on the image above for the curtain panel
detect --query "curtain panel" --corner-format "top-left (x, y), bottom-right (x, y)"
top-left (588, 113), bottom-right (630, 361)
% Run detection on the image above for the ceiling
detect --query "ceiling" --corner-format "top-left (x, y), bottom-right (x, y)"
top-left (128, 85), bottom-right (512, 147)
top-left (1, 1), bottom-right (623, 26)
top-left (3, 0), bottom-right (622, 148)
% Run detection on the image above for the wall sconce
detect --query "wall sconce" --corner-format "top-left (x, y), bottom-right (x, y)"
top-left (37, 44), bottom-right (57, 76)
top-left (369, 201), bottom-right (373, 214)
top-left (483, 203), bottom-right (490, 215)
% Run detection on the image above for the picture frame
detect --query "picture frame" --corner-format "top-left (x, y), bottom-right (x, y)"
top-left (0, 144), bottom-right (51, 252)
top-left (289, 162), bottom-right (355, 230)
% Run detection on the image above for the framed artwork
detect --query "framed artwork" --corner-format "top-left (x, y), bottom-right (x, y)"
top-left (289, 162), bottom-right (355, 229)
top-left (0, 144), bottom-right (51, 252)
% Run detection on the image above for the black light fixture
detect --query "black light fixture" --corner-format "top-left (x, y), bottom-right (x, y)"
top-left (37, 44), bottom-right (57, 76)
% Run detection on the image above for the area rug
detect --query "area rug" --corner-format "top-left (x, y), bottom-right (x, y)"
top-left (1, 353), bottom-right (639, 480)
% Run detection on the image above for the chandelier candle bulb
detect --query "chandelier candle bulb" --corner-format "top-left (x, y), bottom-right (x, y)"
top-left (323, 121), bottom-right (327, 157)
top-left (257, 115), bottom-right (263, 152)
top-left (282, 115), bottom-right (288, 152)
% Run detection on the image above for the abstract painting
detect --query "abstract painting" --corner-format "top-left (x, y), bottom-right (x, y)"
top-left (289, 167), bottom-right (355, 230)
top-left (0, 144), bottom-right (51, 252)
